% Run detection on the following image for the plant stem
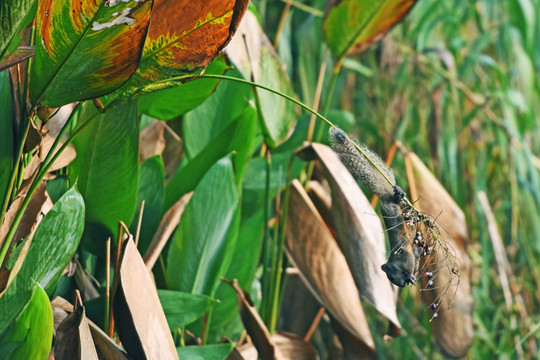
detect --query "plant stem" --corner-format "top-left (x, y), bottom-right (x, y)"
top-left (260, 149), bottom-right (272, 323)
top-left (0, 118), bottom-right (31, 233)
top-left (268, 153), bottom-right (295, 332)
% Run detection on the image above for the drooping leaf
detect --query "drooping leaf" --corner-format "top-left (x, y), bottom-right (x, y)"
top-left (69, 101), bottom-right (139, 253)
top-left (103, 0), bottom-right (250, 103)
top-left (0, 284), bottom-right (53, 360)
top-left (164, 107), bottom-right (256, 210)
top-left (139, 120), bottom-right (166, 161)
top-left (0, 70), bottom-right (14, 211)
top-left (0, 46), bottom-right (34, 72)
top-left (129, 155), bottom-right (164, 254)
top-left (138, 56), bottom-right (230, 120)
top-left (299, 142), bottom-right (401, 329)
top-left (30, 0), bottom-right (152, 106)
top-left (323, 0), bottom-right (417, 60)
top-left (158, 290), bottom-right (214, 330)
top-left (286, 179), bottom-right (375, 355)
top-left (0, 0), bottom-right (36, 60)
top-left (225, 10), bottom-right (296, 147)
top-left (54, 306), bottom-right (99, 360)
top-left (0, 186), bottom-right (84, 333)
top-left (166, 157), bottom-right (239, 296)
top-left (115, 238), bottom-right (178, 360)
top-left (182, 68), bottom-right (253, 159)
top-left (177, 344), bottom-right (234, 360)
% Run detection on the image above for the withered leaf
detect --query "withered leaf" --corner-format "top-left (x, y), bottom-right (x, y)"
top-left (114, 238), bottom-right (178, 360)
top-left (54, 306), bottom-right (99, 360)
top-left (303, 143), bottom-right (401, 330)
top-left (404, 150), bottom-right (473, 358)
top-left (285, 180), bottom-right (375, 353)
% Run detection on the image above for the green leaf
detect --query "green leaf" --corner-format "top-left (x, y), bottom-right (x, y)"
top-left (102, 0), bottom-right (250, 103)
top-left (129, 155), bottom-right (164, 254)
top-left (0, 285), bottom-right (52, 360)
top-left (226, 11), bottom-right (296, 147)
top-left (0, 70), bottom-right (14, 202)
top-left (158, 290), bottom-right (214, 330)
top-left (210, 210), bottom-right (264, 331)
top-left (0, 186), bottom-right (83, 333)
top-left (182, 69), bottom-right (253, 159)
top-left (176, 344), bottom-right (234, 360)
top-left (0, 0), bottom-right (37, 60)
top-left (45, 175), bottom-right (69, 204)
top-left (69, 101), bottom-right (139, 253)
top-left (138, 56), bottom-right (230, 120)
top-left (30, 0), bottom-right (152, 106)
top-left (164, 106), bottom-right (256, 211)
top-left (323, 0), bottom-right (417, 60)
top-left (166, 157), bottom-right (239, 296)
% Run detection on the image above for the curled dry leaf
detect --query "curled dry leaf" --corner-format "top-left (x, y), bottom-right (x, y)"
top-left (300, 143), bottom-right (401, 332)
top-left (51, 297), bottom-right (129, 360)
top-left (54, 306), bottom-right (99, 360)
top-left (286, 179), bottom-right (375, 355)
top-left (0, 183), bottom-right (50, 296)
top-left (139, 120), bottom-right (166, 162)
top-left (114, 238), bottom-right (178, 360)
top-left (224, 10), bottom-right (296, 147)
top-left (225, 278), bottom-right (319, 360)
top-left (403, 150), bottom-right (473, 358)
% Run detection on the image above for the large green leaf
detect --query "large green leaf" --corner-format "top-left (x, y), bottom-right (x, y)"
top-left (210, 210), bottom-right (264, 331)
top-left (166, 157), bottom-right (239, 296)
top-left (0, 70), bottom-right (13, 203)
top-left (226, 10), bottom-right (296, 147)
top-left (164, 106), bottom-right (256, 210)
top-left (69, 101), bottom-right (139, 253)
top-left (129, 155), bottom-right (164, 254)
top-left (158, 290), bottom-right (214, 330)
top-left (0, 0), bottom-right (36, 60)
top-left (177, 344), bottom-right (234, 360)
top-left (182, 68), bottom-right (253, 159)
top-left (138, 56), bottom-right (229, 120)
top-left (323, 0), bottom-right (417, 60)
top-left (0, 284), bottom-right (52, 360)
top-left (103, 0), bottom-right (250, 103)
top-left (30, 0), bottom-right (151, 106)
top-left (0, 187), bottom-right (84, 333)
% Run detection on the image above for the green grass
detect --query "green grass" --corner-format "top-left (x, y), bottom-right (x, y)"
top-left (258, 0), bottom-right (540, 357)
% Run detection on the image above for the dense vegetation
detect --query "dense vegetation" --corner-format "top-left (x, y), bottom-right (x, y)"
top-left (0, 0), bottom-right (538, 358)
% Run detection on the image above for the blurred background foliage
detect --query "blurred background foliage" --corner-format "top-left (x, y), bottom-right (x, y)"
top-left (255, 0), bottom-right (540, 357)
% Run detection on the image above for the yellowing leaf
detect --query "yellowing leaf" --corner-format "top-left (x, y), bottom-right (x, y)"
top-left (30, 0), bottom-right (152, 106)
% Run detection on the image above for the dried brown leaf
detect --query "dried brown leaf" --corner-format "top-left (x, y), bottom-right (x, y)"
top-left (51, 297), bottom-right (129, 360)
top-left (54, 306), bottom-right (99, 360)
top-left (286, 179), bottom-right (375, 353)
top-left (0, 183), bottom-right (49, 295)
top-left (139, 120), bottom-right (166, 162)
top-left (114, 238), bottom-right (178, 359)
top-left (302, 143), bottom-right (401, 331)
top-left (143, 192), bottom-right (192, 270)
top-left (404, 151), bottom-right (473, 358)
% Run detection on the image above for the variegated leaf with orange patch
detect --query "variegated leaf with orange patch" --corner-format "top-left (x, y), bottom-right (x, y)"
top-left (30, 0), bottom-right (152, 107)
top-left (102, 0), bottom-right (250, 103)
top-left (324, 0), bottom-right (417, 61)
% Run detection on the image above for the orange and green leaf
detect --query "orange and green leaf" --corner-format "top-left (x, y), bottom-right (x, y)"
top-left (323, 0), bottom-right (417, 61)
top-left (30, 0), bottom-right (152, 107)
top-left (102, 0), bottom-right (250, 103)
